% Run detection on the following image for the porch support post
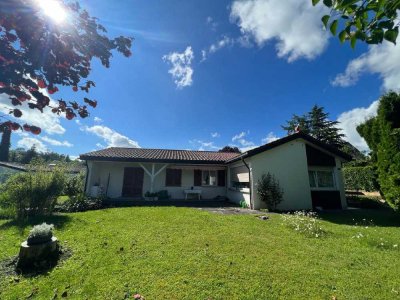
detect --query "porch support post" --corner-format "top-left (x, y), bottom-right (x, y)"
top-left (139, 163), bottom-right (168, 193)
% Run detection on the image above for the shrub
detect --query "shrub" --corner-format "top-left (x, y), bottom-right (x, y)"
top-left (346, 195), bottom-right (386, 209)
top-left (282, 211), bottom-right (325, 238)
top-left (63, 172), bottom-right (85, 197)
top-left (357, 92), bottom-right (400, 211)
top-left (343, 166), bottom-right (379, 192)
top-left (0, 166), bottom-right (66, 219)
top-left (239, 200), bottom-right (248, 208)
top-left (256, 173), bottom-right (283, 211)
top-left (157, 190), bottom-right (169, 200)
top-left (27, 223), bottom-right (54, 245)
top-left (55, 194), bottom-right (104, 213)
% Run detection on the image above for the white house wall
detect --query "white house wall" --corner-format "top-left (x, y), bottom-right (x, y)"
top-left (247, 139), bottom-right (312, 210)
top-left (86, 161), bottom-right (226, 199)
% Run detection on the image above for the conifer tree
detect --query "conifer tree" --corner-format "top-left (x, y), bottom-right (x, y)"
top-left (357, 92), bottom-right (400, 211)
top-left (282, 105), bottom-right (345, 148)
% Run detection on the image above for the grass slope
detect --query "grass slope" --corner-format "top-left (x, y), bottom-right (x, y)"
top-left (0, 207), bottom-right (399, 299)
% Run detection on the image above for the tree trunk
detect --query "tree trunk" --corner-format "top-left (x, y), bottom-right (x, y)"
top-left (0, 128), bottom-right (11, 162)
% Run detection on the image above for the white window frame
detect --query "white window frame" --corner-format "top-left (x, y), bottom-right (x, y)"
top-left (308, 168), bottom-right (337, 190)
top-left (202, 170), bottom-right (217, 186)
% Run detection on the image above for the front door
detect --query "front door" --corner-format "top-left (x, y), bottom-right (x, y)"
top-left (122, 167), bottom-right (144, 198)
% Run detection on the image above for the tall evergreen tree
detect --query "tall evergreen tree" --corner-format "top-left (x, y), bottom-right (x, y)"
top-left (282, 105), bottom-right (346, 148)
top-left (0, 127), bottom-right (11, 162)
top-left (357, 92), bottom-right (400, 211)
top-left (281, 114), bottom-right (310, 135)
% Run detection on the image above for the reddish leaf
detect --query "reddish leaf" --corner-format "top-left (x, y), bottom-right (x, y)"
top-left (30, 126), bottom-right (41, 135)
top-left (37, 80), bottom-right (47, 89)
top-left (13, 109), bottom-right (22, 118)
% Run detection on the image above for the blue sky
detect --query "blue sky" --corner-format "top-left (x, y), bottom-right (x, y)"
top-left (6, 0), bottom-right (400, 158)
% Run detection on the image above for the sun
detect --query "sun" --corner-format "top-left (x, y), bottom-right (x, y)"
top-left (36, 0), bottom-right (67, 23)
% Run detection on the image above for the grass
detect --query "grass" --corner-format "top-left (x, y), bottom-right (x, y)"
top-left (0, 207), bottom-right (399, 299)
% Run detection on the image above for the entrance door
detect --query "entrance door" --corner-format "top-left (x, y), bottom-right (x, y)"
top-left (122, 167), bottom-right (144, 198)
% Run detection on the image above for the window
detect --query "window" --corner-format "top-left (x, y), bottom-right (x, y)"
top-left (308, 170), bottom-right (335, 189)
top-left (202, 170), bottom-right (217, 186)
top-left (165, 168), bottom-right (182, 187)
top-left (230, 166), bottom-right (250, 190)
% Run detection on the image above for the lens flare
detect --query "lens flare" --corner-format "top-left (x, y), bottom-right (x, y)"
top-left (36, 0), bottom-right (67, 23)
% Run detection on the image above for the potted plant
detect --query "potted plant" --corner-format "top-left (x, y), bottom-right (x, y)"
top-left (144, 191), bottom-right (158, 201)
top-left (17, 223), bottom-right (60, 269)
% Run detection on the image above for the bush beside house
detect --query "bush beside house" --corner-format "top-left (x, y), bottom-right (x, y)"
top-left (256, 173), bottom-right (283, 211)
top-left (0, 167), bottom-right (65, 219)
top-left (343, 166), bottom-right (379, 192)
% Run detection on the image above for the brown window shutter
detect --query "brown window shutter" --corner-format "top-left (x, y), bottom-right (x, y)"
top-left (166, 169), bottom-right (182, 187)
top-left (218, 170), bottom-right (226, 187)
top-left (175, 169), bottom-right (182, 186)
top-left (194, 169), bottom-right (202, 186)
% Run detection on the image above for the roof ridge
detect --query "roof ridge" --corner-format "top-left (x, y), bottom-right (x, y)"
top-left (106, 147), bottom-right (239, 154)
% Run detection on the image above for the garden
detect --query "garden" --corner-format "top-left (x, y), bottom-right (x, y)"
top-left (0, 163), bottom-right (398, 299)
top-left (0, 206), bottom-right (399, 299)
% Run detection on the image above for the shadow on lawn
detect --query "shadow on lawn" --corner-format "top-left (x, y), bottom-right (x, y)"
top-left (0, 214), bottom-right (72, 233)
top-left (318, 208), bottom-right (400, 227)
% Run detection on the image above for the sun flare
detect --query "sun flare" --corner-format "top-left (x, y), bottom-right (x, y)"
top-left (36, 0), bottom-right (67, 23)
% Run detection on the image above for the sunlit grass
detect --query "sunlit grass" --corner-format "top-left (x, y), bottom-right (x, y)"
top-left (0, 207), bottom-right (399, 299)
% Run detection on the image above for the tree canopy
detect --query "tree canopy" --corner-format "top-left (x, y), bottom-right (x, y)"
top-left (219, 146), bottom-right (242, 153)
top-left (282, 105), bottom-right (346, 148)
top-left (357, 91), bottom-right (400, 211)
top-left (313, 0), bottom-right (400, 48)
top-left (0, 0), bottom-right (132, 135)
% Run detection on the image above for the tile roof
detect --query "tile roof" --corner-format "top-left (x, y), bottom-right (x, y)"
top-left (80, 147), bottom-right (240, 164)
top-left (80, 133), bottom-right (351, 164)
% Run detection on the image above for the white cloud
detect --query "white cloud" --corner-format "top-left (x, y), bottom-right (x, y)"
top-left (206, 16), bottom-right (218, 31)
top-left (189, 139), bottom-right (219, 151)
top-left (96, 143), bottom-right (105, 148)
top-left (83, 125), bottom-right (140, 148)
top-left (93, 117), bottom-right (103, 123)
top-left (230, 0), bottom-right (329, 62)
top-left (231, 131), bottom-right (257, 151)
top-left (232, 131), bottom-right (247, 141)
top-left (332, 42), bottom-right (400, 90)
top-left (17, 137), bottom-right (48, 153)
top-left (162, 46), bottom-right (194, 89)
top-left (40, 136), bottom-right (73, 147)
top-left (202, 36), bottom-right (235, 61)
top-left (337, 100), bottom-right (379, 152)
top-left (262, 132), bottom-right (279, 144)
top-left (0, 94), bottom-right (65, 135)
top-left (209, 36), bottom-right (234, 54)
top-left (211, 132), bottom-right (220, 138)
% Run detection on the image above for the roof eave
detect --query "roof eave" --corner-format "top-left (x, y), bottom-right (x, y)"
top-left (79, 156), bottom-right (230, 165)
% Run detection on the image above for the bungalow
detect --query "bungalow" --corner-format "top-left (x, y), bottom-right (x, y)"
top-left (79, 132), bottom-right (351, 210)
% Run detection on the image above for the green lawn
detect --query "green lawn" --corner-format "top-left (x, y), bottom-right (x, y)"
top-left (0, 207), bottom-right (399, 299)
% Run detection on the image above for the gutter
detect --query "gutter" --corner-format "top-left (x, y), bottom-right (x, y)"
top-left (241, 156), bottom-right (253, 210)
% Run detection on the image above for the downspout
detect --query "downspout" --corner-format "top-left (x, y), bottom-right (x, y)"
top-left (241, 156), bottom-right (253, 210)
top-left (84, 160), bottom-right (89, 195)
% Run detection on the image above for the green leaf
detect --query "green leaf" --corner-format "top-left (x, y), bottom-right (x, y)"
top-left (323, 0), bottom-right (333, 8)
top-left (321, 15), bottom-right (330, 28)
top-left (338, 30), bottom-right (347, 43)
top-left (350, 34), bottom-right (357, 49)
top-left (384, 28), bottom-right (399, 44)
top-left (330, 20), bottom-right (338, 36)
top-left (312, 0), bottom-right (320, 6)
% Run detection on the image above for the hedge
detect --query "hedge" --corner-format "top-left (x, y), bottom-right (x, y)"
top-left (343, 166), bottom-right (378, 192)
